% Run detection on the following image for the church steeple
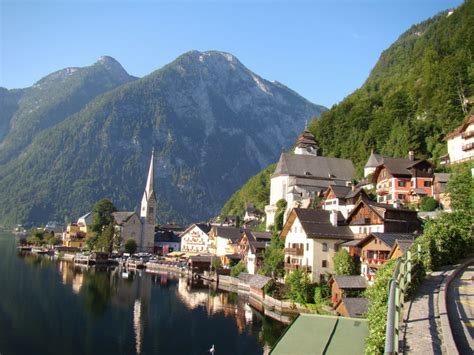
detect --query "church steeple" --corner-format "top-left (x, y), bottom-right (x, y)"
top-left (140, 150), bottom-right (157, 222)
top-left (294, 128), bottom-right (319, 156)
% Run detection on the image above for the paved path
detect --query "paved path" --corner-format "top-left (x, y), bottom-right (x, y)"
top-left (447, 262), bottom-right (474, 354)
top-left (401, 267), bottom-right (453, 354)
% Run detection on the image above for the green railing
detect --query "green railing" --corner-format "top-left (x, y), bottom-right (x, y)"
top-left (384, 244), bottom-right (421, 355)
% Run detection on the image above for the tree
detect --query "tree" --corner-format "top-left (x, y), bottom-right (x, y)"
top-left (333, 249), bottom-right (356, 275)
top-left (259, 232), bottom-right (285, 278)
top-left (96, 223), bottom-right (116, 253)
top-left (124, 239), bottom-right (138, 254)
top-left (285, 269), bottom-right (312, 304)
top-left (230, 262), bottom-right (247, 277)
top-left (273, 199), bottom-right (287, 233)
top-left (446, 163), bottom-right (473, 212)
top-left (420, 196), bottom-right (438, 212)
top-left (91, 199), bottom-right (117, 234)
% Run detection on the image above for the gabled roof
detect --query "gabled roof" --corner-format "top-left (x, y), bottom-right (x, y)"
top-left (249, 231), bottom-right (272, 241)
top-left (388, 239), bottom-right (415, 258)
top-left (434, 173), bottom-right (451, 183)
top-left (213, 226), bottom-right (243, 242)
top-left (281, 208), bottom-right (354, 240)
top-left (324, 185), bottom-right (364, 200)
top-left (154, 230), bottom-right (180, 243)
top-left (294, 129), bottom-right (319, 150)
top-left (331, 276), bottom-right (368, 289)
top-left (445, 115), bottom-right (474, 140)
top-left (373, 157), bottom-right (433, 180)
top-left (272, 153), bottom-right (355, 181)
top-left (181, 223), bottom-right (211, 237)
top-left (248, 274), bottom-right (272, 289)
top-left (341, 297), bottom-right (369, 318)
top-left (365, 151), bottom-right (385, 168)
top-left (357, 232), bottom-right (416, 249)
top-left (112, 212), bottom-right (138, 225)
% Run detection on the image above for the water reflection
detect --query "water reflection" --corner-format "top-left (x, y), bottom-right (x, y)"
top-left (8, 245), bottom-right (287, 355)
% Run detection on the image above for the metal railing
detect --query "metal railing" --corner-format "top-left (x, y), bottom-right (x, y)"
top-left (384, 243), bottom-right (421, 354)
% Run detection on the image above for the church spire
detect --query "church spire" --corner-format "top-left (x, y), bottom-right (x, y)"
top-left (144, 149), bottom-right (156, 201)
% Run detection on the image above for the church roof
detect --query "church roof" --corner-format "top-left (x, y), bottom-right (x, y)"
top-left (294, 129), bottom-right (319, 149)
top-left (273, 153), bottom-right (355, 181)
top-left (142, 150), bottom-right (156, 202)
top-left (112, 212), bottom-right (138, 225)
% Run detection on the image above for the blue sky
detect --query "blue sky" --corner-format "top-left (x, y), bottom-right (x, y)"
top-left (0, 0), bottom-right (464, 107)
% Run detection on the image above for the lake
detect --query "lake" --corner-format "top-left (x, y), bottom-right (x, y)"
top-left (0, 232), bottom-right (288, 355)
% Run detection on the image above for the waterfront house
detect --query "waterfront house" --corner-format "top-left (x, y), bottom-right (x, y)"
top-left (280, 208), bottom-right (354, 282)
top-left (187, 255), bottom-right (213, 273)
top-left (77, 212), bottom-right (94, 237)
top-left (441, 115), bottom-right (474, 165)
top-left (180, 223), bottom-right (212, 254)
top-left (63, 223), bottom-right (87, 248)
top-left (209, 226), bottom-right (242, 256)
top-left (346, 195), bottom-right (421, 239)
top-left (265, 129), bottom-right (355, 230)
top-left (322, 185), bottom-right (366, 218)
top-left (154, 228), bottom-right (181, 255)
top-left (372, 153), bottom-right (434, 205)
top-left (357, 232), bottom-right (416, 282)
top-left (388, 239), bottom-right (415, 260)
top-left (239, 230), bottom-right (271, 274)
top-left (329, 275), bottom-right (368, 307)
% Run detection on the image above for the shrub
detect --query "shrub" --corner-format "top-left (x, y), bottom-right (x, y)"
top-left (285, 269), bottom-right (312, 304)
top-left (314, 283), bottom-right (331, 305)
top-left (333, 249), bottom-right (356, 275)
top-left (124, 239), bottom-right (138, 254)
top-left (420, 196), bottom-right (438, 212)
top-left (230, 262), bottom-right (247, 277)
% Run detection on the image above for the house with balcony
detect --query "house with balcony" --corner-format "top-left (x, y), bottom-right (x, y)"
top-left (357, 233), bottom-right (416, 282)
top-left (322, 185), bottom-right (366, 218)
top-left (345, 195), bottom-right (421, 240)
top-left (372, 153), bottom-right (434, 205)
top-left (238, 230), bottom-right (271, 274)
top-left (208, 226), bottom-right (243, 256)
top-left (441, 115), bottom-right (474, 165)
top-left (63, 223), bottom-right (87, 248)
top-left (388, 239), bottom-right (415, 260)
top-left (180, 223), bottom-right (212, 254)
top-left (280, 208), bottom-right (354, 283)
top-left (265, 129), bottom-right (355, 230)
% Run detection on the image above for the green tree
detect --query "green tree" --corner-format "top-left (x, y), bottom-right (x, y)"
top-left (124, 239), bottom-right (138, 254)
top-left (259, 232), bottom-right (285, 278)
top-left (91, 199), bottom-right (117, 234)
top-left (285, 269), bottom-right (312, 304)
top-left (230, 262), bottom-right (248, 277)
top-left (446, 163), bottom-right (473, 212)
top-left (333, 249), bottom-right (356, 275)
top-left (96, 223), bottom-right (116, 253)
top-left (273, 199), bottom-right (287, 233)
top-left (420, 196), bottom-right (439, 212)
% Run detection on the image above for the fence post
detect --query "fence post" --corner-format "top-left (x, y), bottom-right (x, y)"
top-left (385, 279), bottom-right (397, 354)
top-left (406, 250), bottom-right (412, 284)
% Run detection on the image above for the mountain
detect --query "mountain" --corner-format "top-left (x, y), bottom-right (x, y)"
top-left (0, 56), bottom-right (136, 164)
top-left (220, 0), bottom-right (473, 217)
top-left (0, 51), bottom-right (325, 226)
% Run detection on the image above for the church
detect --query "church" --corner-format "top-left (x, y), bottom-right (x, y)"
top-left (265, 129), bottom-right (355, 230)
top-left (112, 151), bottom-right (157, 252)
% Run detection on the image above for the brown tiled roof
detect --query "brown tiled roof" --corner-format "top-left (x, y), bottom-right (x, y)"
top-left (333, 276), bottom-right (368, 289)
top-left (292, 208), bottom-right (354, 240)
top-left (357, 232), bottom-right (416, 249)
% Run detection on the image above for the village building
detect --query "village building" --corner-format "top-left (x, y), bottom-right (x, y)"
top-left (238, 230), bottom-right (271, 274)
top-left (363, 151), bottom-right (386, 178)
top-left (322, 185), bottom-right (366, 218)
top-left (208, 226), bottom-right (242, 256)
top-left (154, 229), bottom-right (181, 255)
top-left (44, 221), bottom-right (65, 236)
top-left (63, 223), bottom-right (87, 248)
top-left (388, 239), bottom-right (415, 260)
top-left (433, 173), bottom-right (451, 210)
top-left (180, 223), bottom-right (212, 254)
top-left (77, 212), bottom-right (94, 237)
top-left (329, 275), bottom-right (368, 307)
top-left (280, 208), bottom-right (354, 282)
top-left (372, 153), bottom-right (434, 205)
top-left (218, 216), bottom-right (240, 227)
top-left (441, 115), bottom-right (474, 165)
top-left (243, 203), bottom-right (263, 222)
top-left (357, 232), bottom-right (416, 282)
top-left (345, 195), bottom-right (421, 240)
top-left (111, 151), bottom-right (157, 252)
top-left (334, 297), bottom-right (369, 318)
top-left (265, 129), bottom-right (355, 230)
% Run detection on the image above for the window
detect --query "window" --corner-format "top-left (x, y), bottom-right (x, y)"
top-left (306, 243), bottom-right (309, 251)
top-left (398, 181), bottom-right (406, 187)
top-left (322, 260), bottom-right (327, 268)
top-left (387, 194), bottom-right (392, 201)
top-left (398, 194), bottom-right (405, 200)
top-left (322, 243), bottom-right (328, 252)
top-left (424, 181), bottom-right (432, 187)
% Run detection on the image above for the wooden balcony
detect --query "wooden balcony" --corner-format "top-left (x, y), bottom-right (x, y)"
top-left (285, 263), bottom-right (312, 272)
top-left (462, 142), bottom-right (474, 151)
top-left (285, 247), bottom-right (304, 256)
top-left (461, 131), bottom-right (474, 139)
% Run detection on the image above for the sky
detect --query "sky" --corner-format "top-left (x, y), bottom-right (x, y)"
top-left (0, 0), bottom-right (465, 108)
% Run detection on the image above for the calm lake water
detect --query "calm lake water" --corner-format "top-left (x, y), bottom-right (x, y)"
top-left (0, 232), bottom-right (288, 355)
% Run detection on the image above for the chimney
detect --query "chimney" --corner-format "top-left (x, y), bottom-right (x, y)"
top-left (408, 151), bottom-right (415, 161)
top-left (330, 210), bottom-right (338, 227)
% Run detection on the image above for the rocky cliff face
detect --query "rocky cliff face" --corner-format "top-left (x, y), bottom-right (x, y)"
top-left (0, 50), bottom-right (325, 226)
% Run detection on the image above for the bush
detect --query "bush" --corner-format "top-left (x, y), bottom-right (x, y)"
top-left (124, 239), bottom-right (137, 254)
top-left (230, 262), bottom-right (247, 277)
top-left (314, 283), bottom-right (331, 305)
top-left (420, 196), bottom-right (438, 212)
top-left (364, 259), bottom-right (396, 355)
top-left (285, 269), bottom-right (312, 304)
top-left (333, 249), bottom-right (356, 275)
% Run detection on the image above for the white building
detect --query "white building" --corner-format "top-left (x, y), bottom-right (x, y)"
top-left (280, 208), bottom-right (354, 283)
top-left (322, 185), bottom-right (365, 219)
top-left (443, 115), bottom-right (474, 165)
top-left (180, 223), bottom-right (212, 254)
top-left (265, 129), bottom-right (355, 230)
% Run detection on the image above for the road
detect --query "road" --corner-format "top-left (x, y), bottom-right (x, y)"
top-left (447, 262), bottom-right (474, 354)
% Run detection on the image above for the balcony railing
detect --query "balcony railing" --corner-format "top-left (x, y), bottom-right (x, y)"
top-left (285, 263), bottom-right (312, 272)
top-left (362, 257), bottom-right (388, 266)
top-left (462, 142), bottom-right (474, 151)
top-left (461, 131), bottom-right (474, 139)
top-left (285, 247), bottom-right (304, 256)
